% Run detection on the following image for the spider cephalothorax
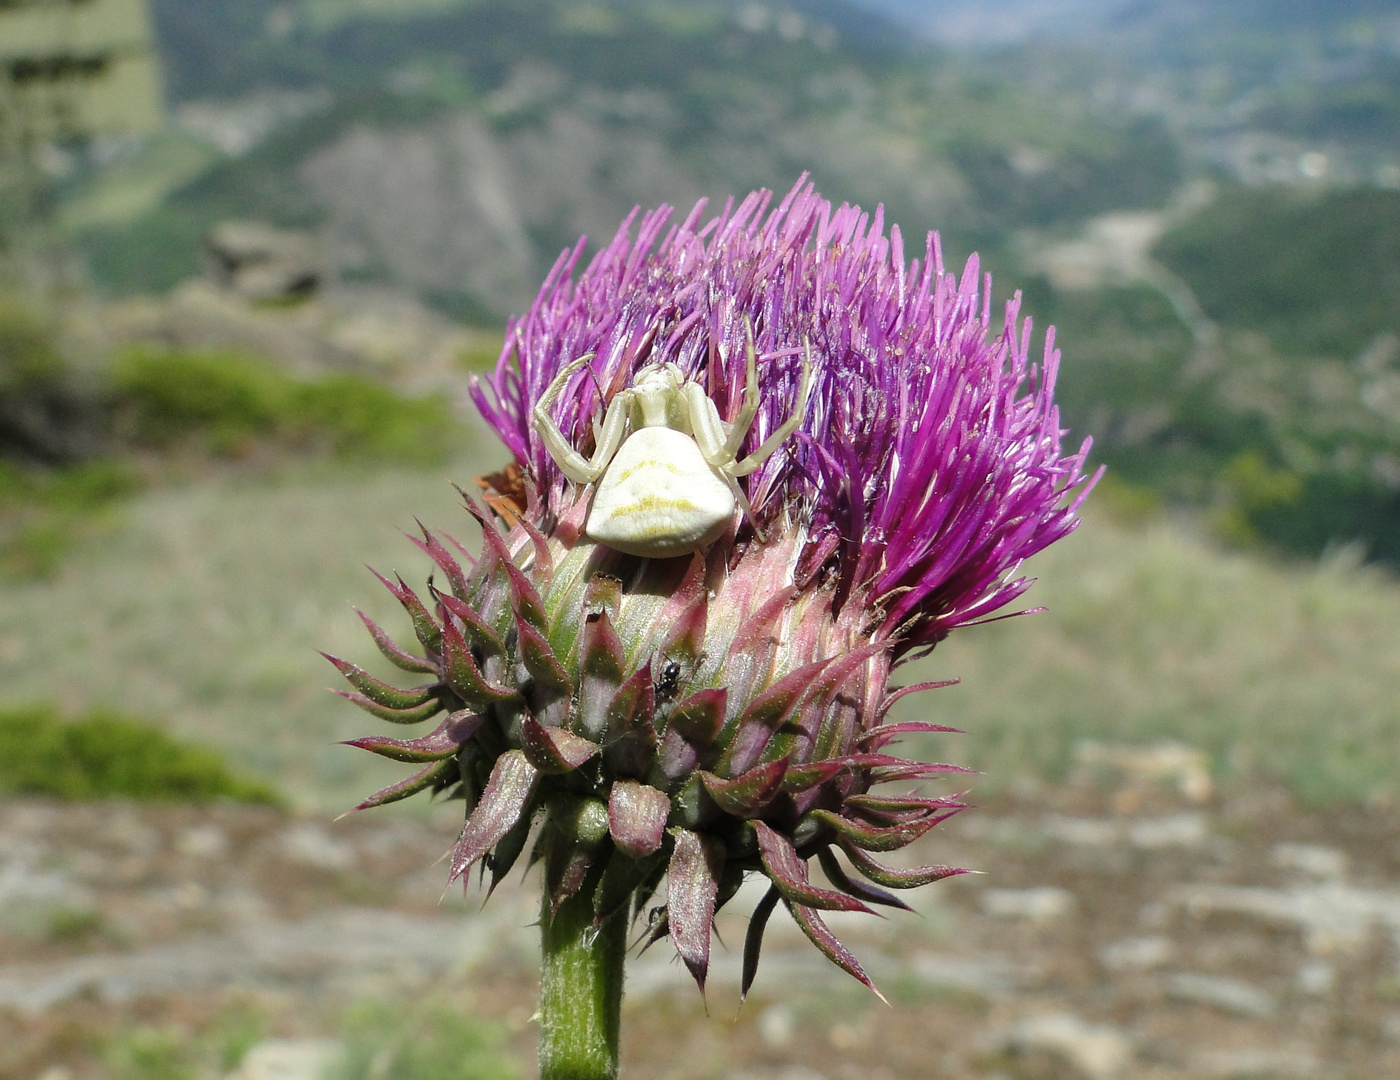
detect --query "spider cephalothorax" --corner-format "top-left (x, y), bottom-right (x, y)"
top-left (533, 338), bottom-right (811, 558)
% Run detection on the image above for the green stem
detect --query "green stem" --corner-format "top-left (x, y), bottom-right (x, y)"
top-left (537, 878), bottom-right (626, 1080)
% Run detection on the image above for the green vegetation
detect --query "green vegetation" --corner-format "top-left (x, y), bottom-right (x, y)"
top-left (0, 1), bottom-right (1391, 820)
top-left (0, 294), bottom-right (92, 463)
top-left (333, 998), bottom-right (518, 1080)
top-left (0, 704), bottom-right (280, 803)
top-left (0, 459), bottom-right (141, 577)
top-left (1155, 186), bottom-right (1400, 360)
top-left (111, 347), bottom-right (461, 464)
top-left (1027, 216), bottom-right (1400, 566)
top-left (0, 462), bottom-right (479, 810)
top-left (0, 297), bottom-right (138, 576)
top-left (78, 0), bottom-right (1181, 302)
top-left (106, 1028), bottom-right (196, 1080)
top-left (0, 294), bottom-right (466, 578)
top-left (104, 1004), bottom-right (269, 1080)
top-left (100, 997), bottom-right (514, 1080)
top-left (57, 133), bottom-right (223, 232)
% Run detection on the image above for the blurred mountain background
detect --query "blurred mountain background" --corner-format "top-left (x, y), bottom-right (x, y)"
top-left (2, 0), bottom-right (1399, 806)
top-left (6, 0), bottom-right (1398, 563)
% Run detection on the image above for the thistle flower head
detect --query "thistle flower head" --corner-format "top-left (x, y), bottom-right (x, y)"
top-left (332, 178), bottom-right (1098, 997)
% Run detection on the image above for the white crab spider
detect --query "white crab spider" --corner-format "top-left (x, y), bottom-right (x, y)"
top-left (533, 336), bottom-right (812, 558)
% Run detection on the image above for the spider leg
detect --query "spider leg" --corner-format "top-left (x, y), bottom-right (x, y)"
top-left (684, 380), bottom-right (728, 462)
top-left (721, 320), bottom-right (762, 459)
top-left (590, 390), bottom-right (632, 476)
top-left (729, 340), bottom-right (813, 478)
top-left (723, 470), bottom-right (768, 543)
top-left (533, 354), bottom-right (604, 483)
top-left (685, 381), bottom-right (769, 542)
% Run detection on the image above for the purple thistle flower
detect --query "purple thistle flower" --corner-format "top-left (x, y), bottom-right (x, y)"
top-left (331, 176), bottom-right (1098, 1007)
top-left (473, 176), bottom-right (1097, 658)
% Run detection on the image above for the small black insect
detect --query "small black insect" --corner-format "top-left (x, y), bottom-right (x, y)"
top-left (654, 659), bottom-right (683, 704)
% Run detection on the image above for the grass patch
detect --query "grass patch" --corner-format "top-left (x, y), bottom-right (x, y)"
top-left (106, 1027), bottom-right (196, 1080)
top-left (111, 347), bottom-right (462, 465)
top-left (101, 997), bottom-right (513, 1080)
top-left (3, 297), bottom-right (467, 580)
top-left (0, 704), bottom-right (281, 804)
top-left (103, 1004), bottom-right (267, 1080)
top-left (332, 998), bottom-right (518, 1080)
top-left (0, 460), bottom-right (143, 579)
top-left (0, 460), bottom-right (484, 810)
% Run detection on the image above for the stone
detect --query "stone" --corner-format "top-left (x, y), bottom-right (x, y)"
top-left (0, 860), bottom-right (97, 934)
top-left (1037, 812), bottom-right (1210, 851)
top-left (177, 826), bottom-right (231, 860)
top-left (758, 1004), bottom-right (796, 1049)
top-left (1041, 815), bottom-right (1120, 846)
top-left (0, 908), bottom-right (521, 1013)
top-left (906, 951), bottom-right (1027, 999)
top-left (1074, 741), bottom-right (1212, 802)
top-left (1271, 843), bottom-right (1348, 882)
top-left (102, 811), bottom-right (161, 855)
top-left (1098, 936), bottom-right (1174, 972)
top-left (1295, 960), bottom-right (1334, 996)
top-left (278, 823), bottom-right (356, 872)
top-left (981, 886), bottom-right (1076, 922)
top-left (1164, 973), bottom-right (1276, 1018)
top-left (204, 221), bottom-right (320, 303)
top-left (0, 860), bottom-right (80, 909)
top-left (1127, 813), bottom-right (1208, 850)
top-left (1171, 880), bottom-right (1400, 955)
top-left (994, 1013), bottom-right (1133, 1080)
top-left (1194, 1047), bottom-right (1319, 1077)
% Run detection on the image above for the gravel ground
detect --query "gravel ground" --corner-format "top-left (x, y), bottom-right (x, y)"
top-left (4, 769), bottom-right (1400, 1080)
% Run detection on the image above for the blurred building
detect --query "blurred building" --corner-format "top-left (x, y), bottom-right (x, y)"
top-left (0, 0), bottom-right (162, 148)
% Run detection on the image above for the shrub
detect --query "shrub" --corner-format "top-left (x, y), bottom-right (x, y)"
top-left (110, 348), bottom-right (290, 451)
top-left (109, 347), bottom-right (460, 463)
top-left (0, 704), bottom-right (280, 804)
top-left (288, 373), bottom-right (457, 464)
top-left (0, 295), bottom-right (97, 462)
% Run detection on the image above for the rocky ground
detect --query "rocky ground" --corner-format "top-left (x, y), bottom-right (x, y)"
top-left (3, 763), bottom-right (1400, 1080)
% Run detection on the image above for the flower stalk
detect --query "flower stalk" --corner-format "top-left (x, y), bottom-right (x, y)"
top-left (538, 860), bottom-right (625, 1080)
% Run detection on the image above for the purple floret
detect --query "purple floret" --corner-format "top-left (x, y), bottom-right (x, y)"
top-left (471, 176), bottom-right (1100, 658)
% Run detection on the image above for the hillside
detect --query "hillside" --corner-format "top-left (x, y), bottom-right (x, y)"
top-left (67, 0), bottom-right (1179, 315)
top-left (12, 0), bottom-right (1399, 572)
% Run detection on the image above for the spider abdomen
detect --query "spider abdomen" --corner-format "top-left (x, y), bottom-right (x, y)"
top-left (585, 427), bottom-right (735, 558)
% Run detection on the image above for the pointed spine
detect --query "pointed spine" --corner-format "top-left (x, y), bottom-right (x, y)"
top-left (355, 609), bottom-right (436, 674)
top-left (322, 653), bottom-right (437, 710)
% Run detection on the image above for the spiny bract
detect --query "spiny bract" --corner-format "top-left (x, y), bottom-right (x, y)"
top-left (329, 177), bottom-right (1098, 998)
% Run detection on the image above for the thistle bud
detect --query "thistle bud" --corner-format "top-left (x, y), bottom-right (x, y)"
top-left (330, 177), bottom-right (1098, 997)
